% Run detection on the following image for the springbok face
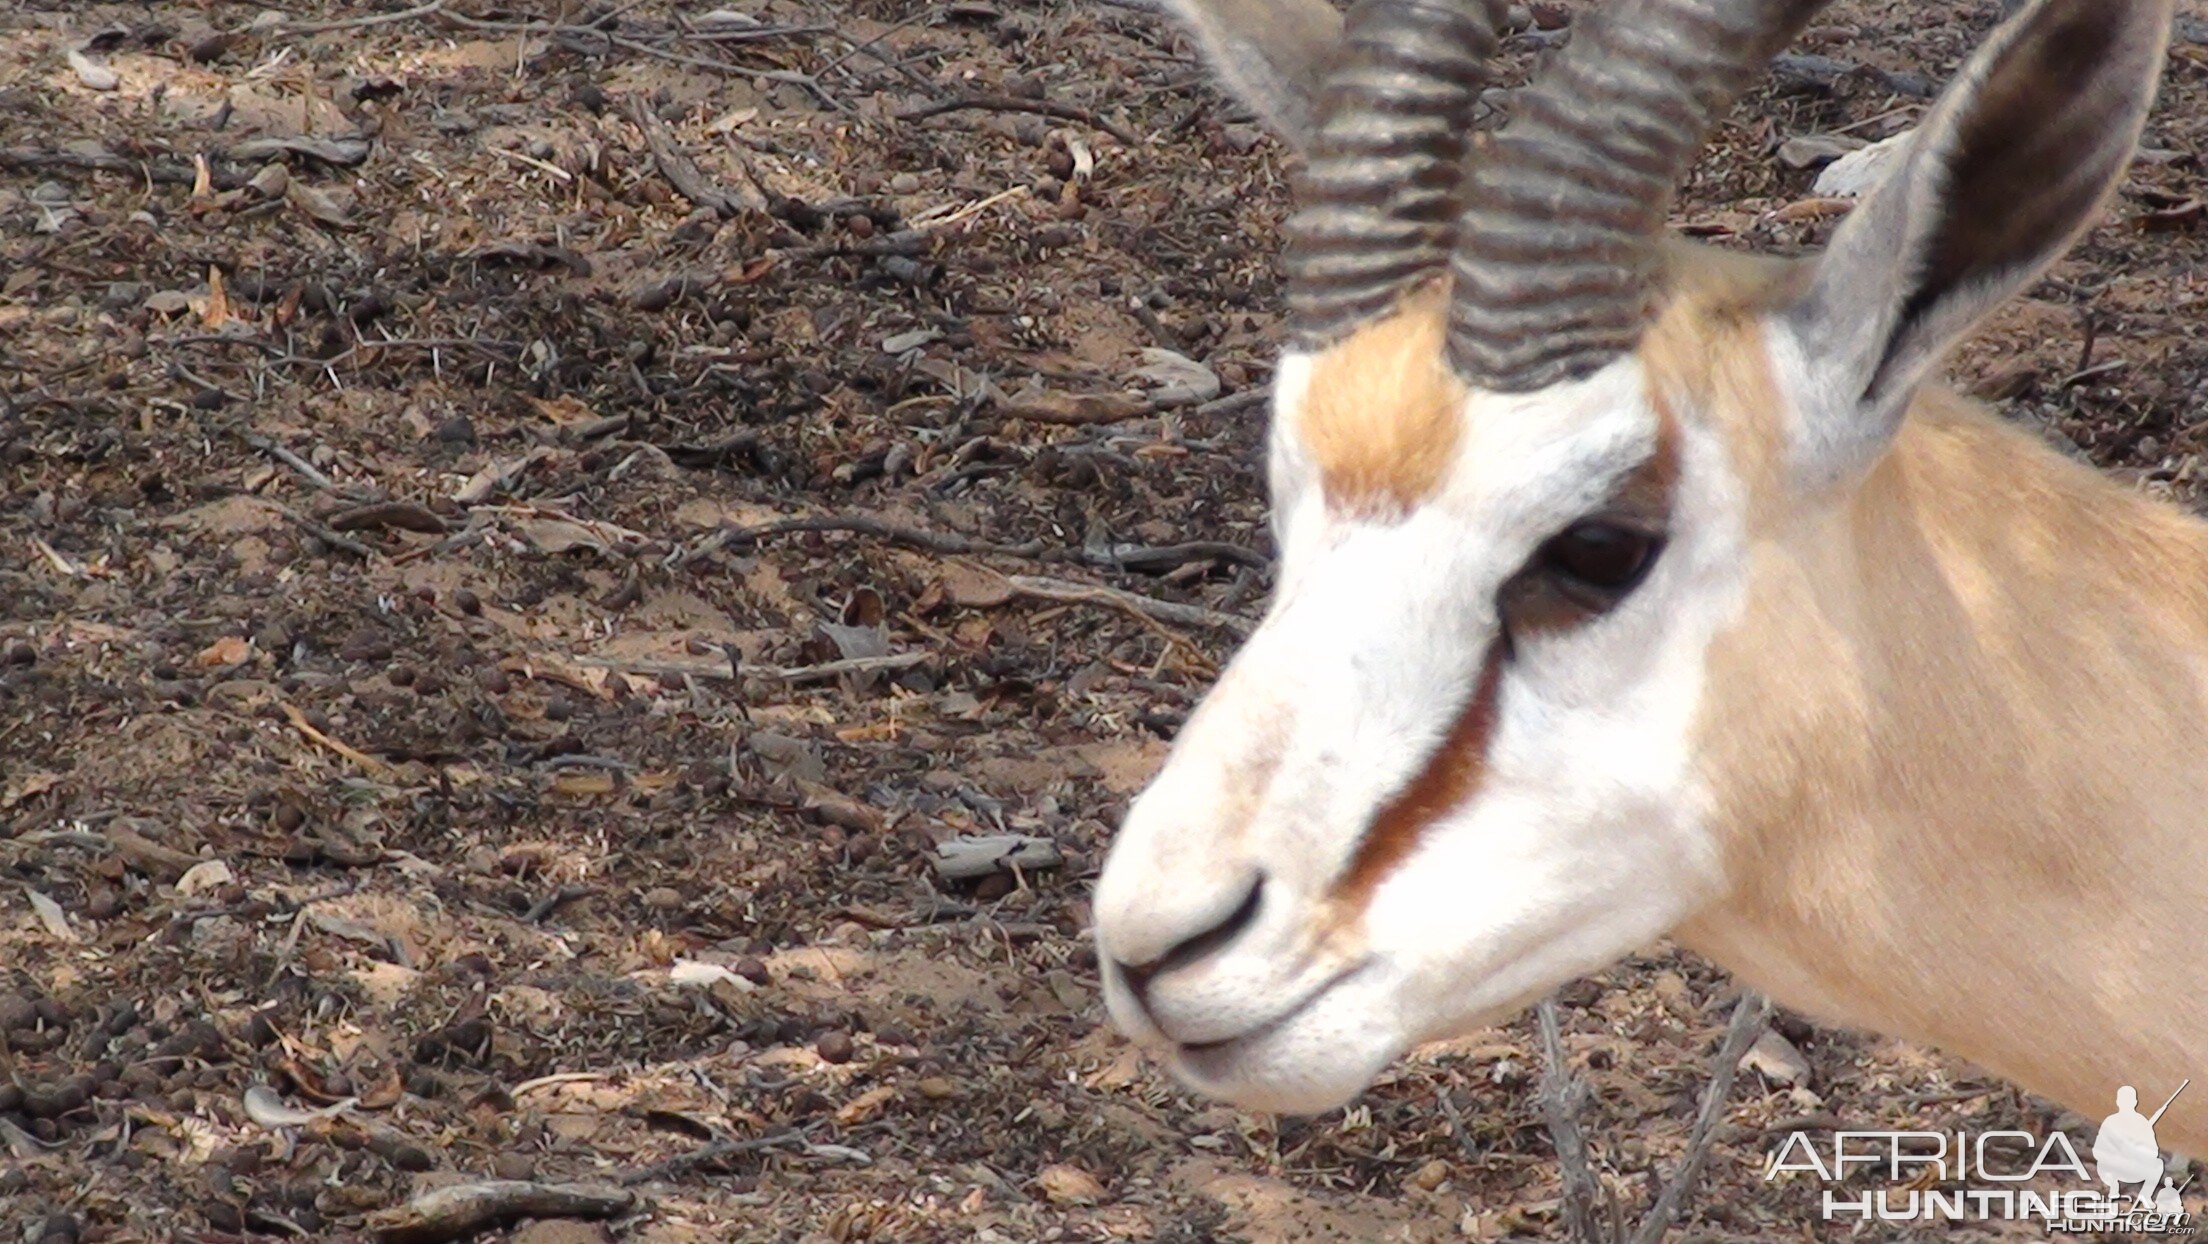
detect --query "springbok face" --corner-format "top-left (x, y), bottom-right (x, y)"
top-left (1094, 0), bottom-right (2171, 1113)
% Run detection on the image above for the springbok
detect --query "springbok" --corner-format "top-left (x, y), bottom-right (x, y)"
top-left (1092, 0), bottom-right (2208, 1156)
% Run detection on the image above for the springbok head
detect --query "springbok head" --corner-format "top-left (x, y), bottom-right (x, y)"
top-left (1094, 0), bottom-right (2172, 1113)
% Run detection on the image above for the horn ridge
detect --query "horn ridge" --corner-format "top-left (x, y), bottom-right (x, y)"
top-left (1448, 0), bottom-right (1839, 391)
top-left (1285, 0), bottom-right (1511, 348)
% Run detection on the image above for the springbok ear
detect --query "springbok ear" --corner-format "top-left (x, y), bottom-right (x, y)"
top-left (1778, 0), bottom-right (2173, 479)
top-left (1163, 0), bottom-right (1343, 151)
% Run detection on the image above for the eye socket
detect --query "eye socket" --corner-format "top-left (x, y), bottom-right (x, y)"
top-left (1536, 519), bottom-right (1665, 611)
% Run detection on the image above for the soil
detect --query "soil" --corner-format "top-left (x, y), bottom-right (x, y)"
top-left (2, 1), bottom-right (2204, 1241)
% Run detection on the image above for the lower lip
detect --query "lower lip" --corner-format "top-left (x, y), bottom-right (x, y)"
top-left (1166, 961), bottom-right (1371, 1070)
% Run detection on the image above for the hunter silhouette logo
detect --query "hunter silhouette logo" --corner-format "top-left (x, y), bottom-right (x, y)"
top-left (2094, 1082), bottom-right (2188, 1212)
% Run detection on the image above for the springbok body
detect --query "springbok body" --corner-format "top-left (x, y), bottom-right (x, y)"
top-left (1092, 0), bottom-right (2208, 1155)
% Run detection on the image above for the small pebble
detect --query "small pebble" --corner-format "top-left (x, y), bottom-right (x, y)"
top-left (815, 1030), bottom-right (856, 1064)
top-left (0, 993), bottom-right (37, 1031)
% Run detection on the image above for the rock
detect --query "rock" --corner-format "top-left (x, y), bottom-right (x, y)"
top-left (66, 50), bottom-right (118, 91)
top-left (0, 993), bottom-right (37, 1031)
top-left (1814, 129), bottom-right (1916, 198)
top-left (1778, 133), bottom-right (1867, 170)
top-left (1132, 347), bottom-right (1222, 408)
top-left (815, 1030), bottom-right (855, 1064)
top-left (340, 629), bottom-right (394, 663)
top-left (1740, 1029), bottom-right (1813, 1087)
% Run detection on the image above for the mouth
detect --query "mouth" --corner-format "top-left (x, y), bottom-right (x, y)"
top-left (1130, 959), bottom-right (1400, 1114)
top-left (1172, 958), bottom-right (1371, 1065)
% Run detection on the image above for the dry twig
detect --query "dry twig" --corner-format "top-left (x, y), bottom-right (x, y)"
top-left (1539, 1000), bottom-right (1620, 1244)
top-left (1538, 991), bottom-right (1776, 1244)
top-left (898, 94), bottom-right (1141, 145)
top-left (626, 97), bottom-right (763, 216)
top-left (367, 1180), bottom-right (633, 1243)
top-left (275, 0), bottom-right (446, 35)
top-left (1628, 993), bottom-right (1773, 1244)
top-left (280, 703), bottom-right (396, 780)
top-left (1006, 573), bottom-right (1253, 637)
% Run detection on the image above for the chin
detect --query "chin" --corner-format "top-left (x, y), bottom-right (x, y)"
top-left (1106, 962), bottom-right (1413, 1116)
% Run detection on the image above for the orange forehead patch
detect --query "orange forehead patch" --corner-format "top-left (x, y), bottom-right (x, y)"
top-left (1296, 287), bottom-right (1468, 517)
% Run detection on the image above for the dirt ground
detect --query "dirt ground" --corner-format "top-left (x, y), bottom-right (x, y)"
top-left (3, 1), bottom-right (2206, 1240)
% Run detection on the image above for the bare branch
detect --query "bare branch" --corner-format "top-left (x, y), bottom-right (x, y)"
top-left (1628, 992), bottom-right (1773, 1244)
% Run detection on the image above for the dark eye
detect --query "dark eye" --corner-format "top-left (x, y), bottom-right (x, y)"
top-left (1537, 520), bottom-right (1664, 610)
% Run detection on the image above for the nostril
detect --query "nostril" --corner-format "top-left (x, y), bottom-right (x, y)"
top-left (1117, 873), bottom-right (1266, 992)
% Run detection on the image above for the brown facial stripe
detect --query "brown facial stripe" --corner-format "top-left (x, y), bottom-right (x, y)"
top-left (1329, 646), bottom-right (1507, 910)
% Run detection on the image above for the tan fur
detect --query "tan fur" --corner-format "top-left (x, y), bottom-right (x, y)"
top-left (1647, 246), bottom-right (2208, 1153)
top-left (1299, 285), bottom-right (1468, 516)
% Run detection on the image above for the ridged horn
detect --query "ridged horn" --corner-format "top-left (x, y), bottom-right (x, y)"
top-left (1447, 0), bottom-right (1837, 391)
top-left (1285, 0), bottom-right (1511, 349)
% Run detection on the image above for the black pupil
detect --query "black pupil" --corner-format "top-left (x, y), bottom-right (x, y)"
top-left (1545, 522), bottom-right (1655, 591)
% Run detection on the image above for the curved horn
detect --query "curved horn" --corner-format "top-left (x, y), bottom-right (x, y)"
top-left (1286, 0), bottom-right (1511, 348)
top-left (1447, 0), bottom-right (1837, 391)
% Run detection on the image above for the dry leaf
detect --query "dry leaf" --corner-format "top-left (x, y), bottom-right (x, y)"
top-left (195, 635), bottom-right (251, 668)
top-left (286, 180), bottom-right (354, 228)
top-left (176, 859), bottom-right (236, 896)
top-left (527, 395), bottom-right (599, 427)
top-left (1034, 1163), bottom-right (1106, 1206)
top-left (938, 561), bottom-right (1015, 608)
top-left (242, 1084), bottom-right (356, 1129)
top-left (201, 265), bottom-right (233, 328)
top-left (510, 513), bottom-right (646, 555)
top-left (1, 772), bottom-right (62, 809)
top-left (550, 770), bottom-right (618, 798)
top-left (26, 889), bottom-right (76, 941)
top-left (1772, 196), bottom-right (1856, 223)
top-left (834, 1085), bottom-right (896, 1127)
top-left (668, 959), bottom-right (753, 991)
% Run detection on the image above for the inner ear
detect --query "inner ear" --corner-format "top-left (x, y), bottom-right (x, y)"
top-left (1877, 7), bottom-right (2132, 398)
